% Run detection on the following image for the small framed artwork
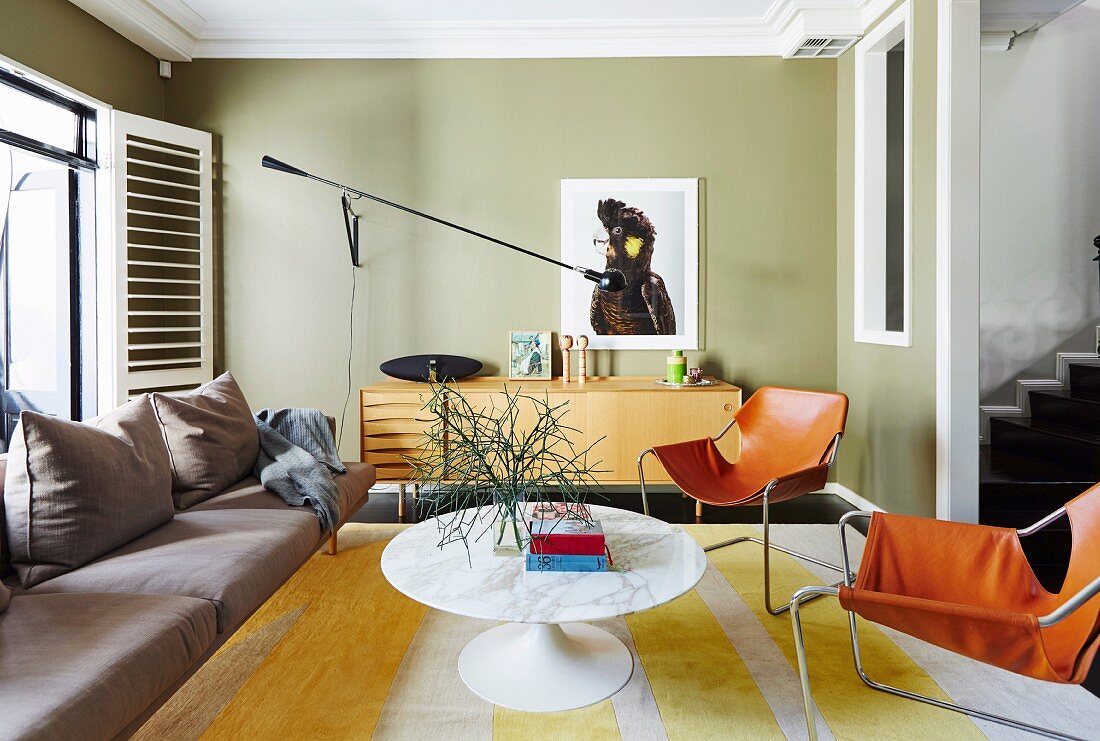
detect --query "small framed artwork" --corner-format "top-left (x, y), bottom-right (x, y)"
top-left (509, 330), bottom-right (552, 380)
top-left (561, 178), bottom-right (699, 350)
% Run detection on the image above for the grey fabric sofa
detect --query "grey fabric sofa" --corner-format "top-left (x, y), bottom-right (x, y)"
top-left (0, 450), bottom-right (375, 740)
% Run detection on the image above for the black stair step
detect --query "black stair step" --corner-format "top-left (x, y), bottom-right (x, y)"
top-left (988, 417), bottom-right (1100, 477)
top-left (1070, 363), bottom-right (1100, 401)
top-left (1028, 560), bottom-right (1070, 594)
top-left (980, 445), bottom-right (1094, 486)
top-left (979, 447), bottom-right (1087, 526)
top-left (1019, 529), bottom-right (1072, 591)
top-left (1030, 389), bottom-right (1100, 431)
top-left (980, 486), bottom-right (1089, 518)
top-left (981, 444), bottom-right (1082, 525)
top-left (981, 508), bottom-right (1072, 529)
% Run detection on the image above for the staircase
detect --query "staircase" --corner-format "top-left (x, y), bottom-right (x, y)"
top-left (981, 363), bottom-right (1100, 591)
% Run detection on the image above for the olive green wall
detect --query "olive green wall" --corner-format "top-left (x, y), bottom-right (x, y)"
top-left (835, 2), bottom-right (938, 516)
top-left (0, 0), bottom-right (938, 506)
top-left (165, 58), bottom-right (838, 457)
top-left (0, 0), bottom-right (162, 118)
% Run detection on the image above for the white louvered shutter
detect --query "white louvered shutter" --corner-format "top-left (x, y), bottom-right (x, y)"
top-left (104, 111), bottom-right (213, 407)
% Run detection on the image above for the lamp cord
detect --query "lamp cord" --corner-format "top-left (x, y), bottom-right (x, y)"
top-left (336, 191), bottom-right (363, 449)
top-left (338, 256), bottom-right (356, 448)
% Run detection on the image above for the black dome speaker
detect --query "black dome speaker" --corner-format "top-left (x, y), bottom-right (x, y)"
top-left (380, 354), bottom-right (482, 382)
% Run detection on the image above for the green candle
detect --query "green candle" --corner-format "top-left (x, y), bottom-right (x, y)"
top-left (667, 350), bottom-right (687, 384)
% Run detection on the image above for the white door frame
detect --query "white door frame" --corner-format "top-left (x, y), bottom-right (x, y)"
top-left (935, 0), bottom-right (981, 522)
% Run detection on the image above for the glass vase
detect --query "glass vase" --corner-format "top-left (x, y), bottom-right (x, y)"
top-left (492, 491), bottom-right (527, 557)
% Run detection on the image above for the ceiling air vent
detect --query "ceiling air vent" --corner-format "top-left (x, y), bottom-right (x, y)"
top-left (787, 36), bottom-right (858, 59)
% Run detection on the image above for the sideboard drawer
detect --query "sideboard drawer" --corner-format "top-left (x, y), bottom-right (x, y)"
top-left (361, 403), bottom-right (429, 423)
top-left (362, 433), bottom-right (427, 452)
top-left (361, 390), bottom-right (434, 481)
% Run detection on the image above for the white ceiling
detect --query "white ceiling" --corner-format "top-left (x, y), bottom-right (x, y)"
top-left (984, 0), bottom-right (1086, 19)
top-left (66, 0), bottom-right (1088, 62)
top-left (65, 0), bottom-right (891, 60)
top-left (183, 1), bottom-right (778, 24)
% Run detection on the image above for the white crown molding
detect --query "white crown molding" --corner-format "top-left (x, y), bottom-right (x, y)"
top-left (146, 0), bottom-right (205, 38)
top-left (69, 0), bottom-right (896, 60)
top-left (980, 1), bottom-right (1087, 51)
top-left (859, 0), bottom-right (900, 27)
top-left (193, 19), bottom-right (781, 59)
top-left (981, 7), bottom-right (1086, 35)
top-left (981, 31), bottom-right (1016, 52)
top-left (68, 0), bottom-right (204, 61)
top-left (772, 0), bottom-right (895, 57)
top-left (979, 352), bottom-right (1100, 443)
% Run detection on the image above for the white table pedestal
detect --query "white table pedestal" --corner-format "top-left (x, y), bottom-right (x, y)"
top-left (458, 622), bottom-right (633, 712)
top-left (383, 507), bottom-right (705, 713)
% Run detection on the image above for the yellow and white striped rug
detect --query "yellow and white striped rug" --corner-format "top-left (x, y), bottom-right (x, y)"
top-left (137, 523), bottom-right (1099, 740)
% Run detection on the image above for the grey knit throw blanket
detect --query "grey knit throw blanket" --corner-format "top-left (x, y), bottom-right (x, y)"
top-left (253, 408), bottom-right (346, 533)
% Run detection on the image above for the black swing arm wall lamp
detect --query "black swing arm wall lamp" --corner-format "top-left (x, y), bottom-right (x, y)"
top-left (261, 155), bottom-right (627, 292)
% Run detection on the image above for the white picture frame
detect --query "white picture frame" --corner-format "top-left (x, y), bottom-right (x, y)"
top-left (561, 178), bottom-right (699, 350)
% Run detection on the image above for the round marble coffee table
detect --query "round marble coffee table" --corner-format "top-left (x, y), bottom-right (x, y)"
top-left (380, 505), bottom-right (706, 712)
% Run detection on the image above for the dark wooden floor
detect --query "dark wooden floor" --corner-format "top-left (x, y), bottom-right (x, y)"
top-left (350, 489), bottom-right (860, 526)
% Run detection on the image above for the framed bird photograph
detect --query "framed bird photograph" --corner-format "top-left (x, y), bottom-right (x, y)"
top-left (560, 178), bottom-right (699, 350)
top-left (508, 330), bottom-right (552, 380)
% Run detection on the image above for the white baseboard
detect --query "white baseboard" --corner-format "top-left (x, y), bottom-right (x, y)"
top-left (822, 482), bottom-right (885, 513)
top-left (979, 352), bottom-right (1100, 444)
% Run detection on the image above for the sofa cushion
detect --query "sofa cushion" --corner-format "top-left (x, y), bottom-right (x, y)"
top-left (185, 475), bottom-right (286, 511)
top-left (23, 509), bottom-right (319, 633)
top-left (152, 372), bottom-right (260, 509)
top-left (189, 462), bottom-right (376, 522)
top-left (4, 396), bottom-right (174, 587)
top-left (0, 592), bottom-right (216, 741)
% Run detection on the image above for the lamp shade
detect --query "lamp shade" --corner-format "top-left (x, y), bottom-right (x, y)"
top-left (599, 269), bottom-right (627, 292)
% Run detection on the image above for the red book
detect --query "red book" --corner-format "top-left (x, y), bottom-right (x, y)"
top-left (527, 518), bottom-right (605, 556)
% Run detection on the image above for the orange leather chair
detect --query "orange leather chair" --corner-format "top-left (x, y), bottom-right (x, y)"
top-left (790, 487), bottom-right (1100, 740)
top-left (637, 386), bottom-right (849, 614)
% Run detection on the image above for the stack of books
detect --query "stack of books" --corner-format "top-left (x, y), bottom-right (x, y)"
top-left (524, 503), bottom-right (608, 572)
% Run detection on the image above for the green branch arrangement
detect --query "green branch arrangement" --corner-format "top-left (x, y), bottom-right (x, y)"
top-left (403, 380), bottom-right (606, 555)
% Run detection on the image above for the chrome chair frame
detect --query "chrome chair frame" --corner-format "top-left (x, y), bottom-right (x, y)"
top-left (638, 425), bottom-right (845, 615)
top-left (790, 507), bottom-right (1100, 741)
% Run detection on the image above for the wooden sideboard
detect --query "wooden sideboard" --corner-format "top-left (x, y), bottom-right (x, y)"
top-left (360, 376), bottom-right (742, 486)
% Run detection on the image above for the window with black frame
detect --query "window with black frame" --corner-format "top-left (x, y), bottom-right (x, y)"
top-left (0, 69), bottom-right (98, 449)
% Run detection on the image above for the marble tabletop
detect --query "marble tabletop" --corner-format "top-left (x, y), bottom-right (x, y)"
top-left (380, 505), bottom-right (707, 624)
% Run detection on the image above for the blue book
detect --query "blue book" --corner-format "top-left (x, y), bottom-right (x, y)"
top-left (526, 553), bottom-right (608, 572)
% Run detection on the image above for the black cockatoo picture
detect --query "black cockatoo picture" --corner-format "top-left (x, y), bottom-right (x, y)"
top-left (590, 198), bottom-right (676, 336)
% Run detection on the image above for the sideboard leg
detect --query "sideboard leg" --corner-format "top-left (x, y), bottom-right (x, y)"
top-left (695, 500), bottom-right (703, 518)
top-left (327, 531), bottom-right (338, 555)
top-left (398, 484), bottom-right (407, 520)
